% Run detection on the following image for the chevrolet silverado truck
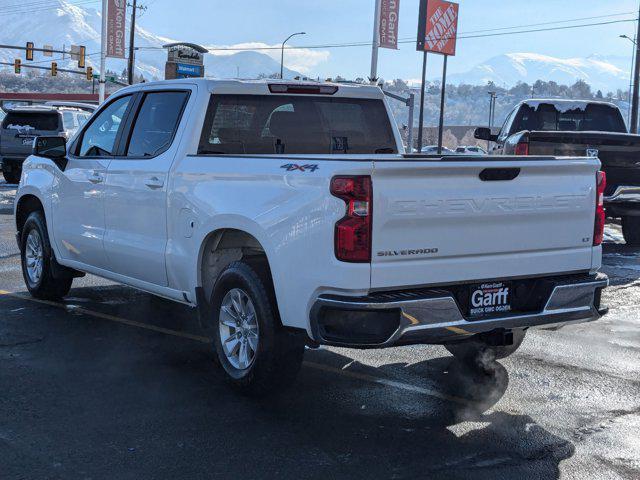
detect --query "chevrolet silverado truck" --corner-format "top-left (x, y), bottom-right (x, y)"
top-left (15, 80), bottom-right (608, 395)
top-left (475, 99), bottom-right (640, 245)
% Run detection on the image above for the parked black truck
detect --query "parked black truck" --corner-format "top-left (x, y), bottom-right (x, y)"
top-left (476, 99), bottom-right (640, 245)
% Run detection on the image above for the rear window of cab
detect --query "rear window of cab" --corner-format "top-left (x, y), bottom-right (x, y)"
top-left (198, 94), bottom-right (397, 155)
top-left (2, 112), bottom-right (60, 132)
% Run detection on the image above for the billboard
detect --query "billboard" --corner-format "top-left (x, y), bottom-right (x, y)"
top-left (106, 0), bottom-right (127, 58)
top-left (416, 0), bottom-right (459, 55)
top-left (379, 0), bottom-right (400, 50)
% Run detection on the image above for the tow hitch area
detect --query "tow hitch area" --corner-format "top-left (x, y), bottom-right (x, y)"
top-left (478, 329), bottom-right (514, 347)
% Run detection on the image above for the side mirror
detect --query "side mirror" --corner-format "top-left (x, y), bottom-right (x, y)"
top-left (474, 127), bottom-right (498, 142)
top-left (33, 136), bottom-right (68, 171)
top-left (33, 136), bottom-right (66, 159)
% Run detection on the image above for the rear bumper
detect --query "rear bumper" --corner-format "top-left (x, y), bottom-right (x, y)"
top-left (605, 185), bottom-right (640, 203)
top-left (310, 273), bottom-right (608, 348)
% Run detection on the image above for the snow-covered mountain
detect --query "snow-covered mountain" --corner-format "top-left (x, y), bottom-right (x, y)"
top-left (0, 0), bottom-right (300, 80)
top-left (448, 53), bottom-right (631, 92)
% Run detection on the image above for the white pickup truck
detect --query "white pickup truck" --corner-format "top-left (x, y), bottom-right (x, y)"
top-left (15, 79), bottom-right (608, 395)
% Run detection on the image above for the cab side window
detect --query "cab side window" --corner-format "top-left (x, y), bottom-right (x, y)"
top-left (77, 95), bottom-right (131, 157)
top-left (126, 91), bottom-right (188, 157)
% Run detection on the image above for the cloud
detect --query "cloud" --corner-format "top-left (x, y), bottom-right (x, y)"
top-left (204, 42), bottom-right (330, 74)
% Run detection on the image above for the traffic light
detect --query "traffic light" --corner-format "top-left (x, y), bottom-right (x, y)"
top-left (14, 59), bottom-right (21, 74)
top-left (51, 62), bottom-right (57, 76)
top-left (86, 66), bottom-right (93, 81)
top-left (78, 45), bottom-right (86, 68)
top-left (26, 42), bottom-right (34, 61)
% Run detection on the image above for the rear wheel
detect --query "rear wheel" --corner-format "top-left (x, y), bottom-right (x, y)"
top-left (210, 261), bottom-right (304, 396)
top-left (2, 169), bottom-right (20, 184)
top-left (445, 329), bottom-right (526, 367)
top-left (20, 211), bottom-right (72, 300)
top-left (622, 216), bottom-right (640, 246)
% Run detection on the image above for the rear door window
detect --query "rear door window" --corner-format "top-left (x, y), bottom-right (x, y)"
top-left (199, 94), bottom-right (397, 155)
top-left (62, 111), bottom-right (76, 130)
top-left (125, 91), bottom-right (189, 157)
top-left (2, 112), bottom-right (60, 132)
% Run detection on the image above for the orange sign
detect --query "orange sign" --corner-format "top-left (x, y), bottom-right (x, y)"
top-left (416, 0), bottom-right (459, 56)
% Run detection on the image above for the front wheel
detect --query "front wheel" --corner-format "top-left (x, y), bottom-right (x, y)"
top-left (445, 329), bottom-right (526, 367)
top-left (622, 216), bottom-right (640, 246)
top-left (20, 211), bottom-right (72, 300)
top-left (210, 261), bottom-right (304, 396)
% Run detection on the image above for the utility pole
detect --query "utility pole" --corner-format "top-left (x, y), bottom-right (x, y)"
top-left (99, 0), bottom-right (107, 103)
top-left (631, 5), bottom-right (640, 133)
top-left (127, 0), bottom-right (137, 85)
top-left (127, 1), bottom-right (146, 85)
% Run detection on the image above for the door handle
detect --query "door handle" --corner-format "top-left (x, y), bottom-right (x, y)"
top-left (145, 176), bottom-right (164, 189)
top-left (88, 171), bottom-right (103, 184)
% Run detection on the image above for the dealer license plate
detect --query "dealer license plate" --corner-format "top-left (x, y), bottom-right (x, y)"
top-left (469, 282), bottom-right (512, 317)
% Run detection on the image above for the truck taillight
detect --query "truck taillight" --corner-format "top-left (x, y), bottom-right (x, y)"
top-left (330, 176), bottom-right (372, 262)
top-left (593, 170), bottom-right (606, 246)
top-left (514, 141), bottom-right (529, 155)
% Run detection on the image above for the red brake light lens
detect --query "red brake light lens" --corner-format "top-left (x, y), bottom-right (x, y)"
top-left (268, 84), bottom-right (339, 95)
top-left (593, 170), bottom-right (606, 246)
top-left (514, 141), bottom-right (529, 155)
top-left (330, 176), bottom-right (372, 262)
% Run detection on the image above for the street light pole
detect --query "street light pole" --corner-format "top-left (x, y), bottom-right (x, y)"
top-left (487, 91), bottom-right (496, 152)
top-left (280, 32), bottom-right (305, 79)
top-left (621, 34), bottom-right (637, 127)
top-left (630, 5), bottom-right (640, 133)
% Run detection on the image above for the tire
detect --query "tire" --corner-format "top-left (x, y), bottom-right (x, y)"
top-left (2, 169), bottom-right (20, 184)
top-left (210, 261), bottom-right (304, 396)
top-left (445, 329), bottom-right (526, 367)
top-left (622, 216), bottom-right (640, 246)
top-left (20, 211), bottom-right (72, 300)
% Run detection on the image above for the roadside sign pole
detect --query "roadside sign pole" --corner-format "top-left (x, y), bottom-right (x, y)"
top-left (437, 55), bottom-right (448, 155)
top-left (407, 93), bottom-right (415, 152)
top-left (369, 0), bottom-right (382, 83)
top-left (416, 52), bottom-right (428, 152)
top-left (99, 0), bottom-right (107, 103)
top-left (631, 4), bottom-right (640, 133)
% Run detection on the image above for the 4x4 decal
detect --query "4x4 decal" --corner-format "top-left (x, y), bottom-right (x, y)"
top-left (280, 163), bottom-right (319, 172)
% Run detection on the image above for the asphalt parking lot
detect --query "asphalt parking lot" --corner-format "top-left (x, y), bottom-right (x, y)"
top-left (0, 180), bottom-right (639, 479)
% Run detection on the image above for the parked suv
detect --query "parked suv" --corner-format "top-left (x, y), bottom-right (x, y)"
top-left (0, 106), bottom-right (91, 183)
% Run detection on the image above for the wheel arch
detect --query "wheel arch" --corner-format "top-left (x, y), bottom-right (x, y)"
top-left (196, 225), bottom-right (278, 311)
top-left (15, 193), bottom-right (46, 242)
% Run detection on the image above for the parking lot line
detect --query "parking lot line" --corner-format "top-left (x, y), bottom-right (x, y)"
top-left (0, 289), bottom-right (211, 343)
top-left (0, 288), bottom-right (472, 404)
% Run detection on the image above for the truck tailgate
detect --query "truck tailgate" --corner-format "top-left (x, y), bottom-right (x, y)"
top-left (371, 157), bottom-right (599, 289)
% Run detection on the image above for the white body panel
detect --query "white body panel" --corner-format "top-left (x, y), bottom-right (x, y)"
top-left (370, 158), bottom-right (600, 288)
top-left (15, 78), bottom-right (603, 338)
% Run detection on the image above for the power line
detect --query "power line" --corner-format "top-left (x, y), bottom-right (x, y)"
top-left (134, 17), bottom-right (638, 53)
top-left (397, 11), bottom-right (637, 40)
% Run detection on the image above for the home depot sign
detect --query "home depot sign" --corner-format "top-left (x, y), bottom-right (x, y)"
top-left (416, 0), bottom-right (459, 56)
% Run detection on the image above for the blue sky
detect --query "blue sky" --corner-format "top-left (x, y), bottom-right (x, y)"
top-left (138, 0), bottom-right (639, 79)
